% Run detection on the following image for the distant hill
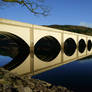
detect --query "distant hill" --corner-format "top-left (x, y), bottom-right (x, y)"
top-left (45, 25), bottom-right (92, 36)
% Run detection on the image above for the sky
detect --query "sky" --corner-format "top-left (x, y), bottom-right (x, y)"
top-left (0, 0), bottom-right (92, 26)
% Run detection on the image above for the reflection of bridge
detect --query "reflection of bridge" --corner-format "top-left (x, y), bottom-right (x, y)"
top-left (0, 18), bottom-right (92, 75)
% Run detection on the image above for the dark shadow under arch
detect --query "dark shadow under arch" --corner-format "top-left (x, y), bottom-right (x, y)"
top-left (64, 38), bottom-right (77, 56)
top-left (87, 40), bottom-right (92, 51)
top-left (34, 36), bottom-right (61, 62)
top-left (0, 32), bottom-right (30, 70)
top-left (78, 39), bottom-right (86, 53)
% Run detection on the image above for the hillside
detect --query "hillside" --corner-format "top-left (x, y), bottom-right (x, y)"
top-left (46, 25), bottom-right (92, 36)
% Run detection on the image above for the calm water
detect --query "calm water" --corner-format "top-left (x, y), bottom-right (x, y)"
top-left (0, 55), bottom-right (12, 67)
top-left (1, 55), bottom-right (92, 92)
top-left (32, 58), bottom-right (92, 92)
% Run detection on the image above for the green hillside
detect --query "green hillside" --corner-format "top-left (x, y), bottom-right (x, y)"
top-left (47, 25), bottom-right (92, 36)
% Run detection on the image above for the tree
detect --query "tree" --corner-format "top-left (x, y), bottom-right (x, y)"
top-left (1, 0), bottom-right (50, 16)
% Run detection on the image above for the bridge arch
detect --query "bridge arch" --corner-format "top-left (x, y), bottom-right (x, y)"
top-left (64, 38), bottom-right (77, 56)
top-left (34, 36), bottom-right (61, 61)
top-left (78, 39), bottom-right (86, 53)
top-left (87, 40), bottom-right (92, 51)
top-left (0, 32), bottom-right (30, 70)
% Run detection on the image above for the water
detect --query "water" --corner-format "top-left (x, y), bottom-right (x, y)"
top-left (0, 55), bottom-right (12, 67)
top-left (0, 55), bottom-right (92, 92)
top-left (32, 58), bottom-right (92, 92)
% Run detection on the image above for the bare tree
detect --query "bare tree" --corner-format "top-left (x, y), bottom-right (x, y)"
top-left (1, 0), bottom-right (50, 16)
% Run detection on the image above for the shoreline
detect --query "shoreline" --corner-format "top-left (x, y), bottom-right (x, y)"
top-left (0, 68), bottom-right (74, 92)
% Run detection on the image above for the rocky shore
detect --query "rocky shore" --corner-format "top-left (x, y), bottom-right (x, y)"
top-left (0, 68), bottom-right (74, 92)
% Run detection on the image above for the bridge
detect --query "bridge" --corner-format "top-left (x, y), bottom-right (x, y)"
top-left (0, 18), bottom-right (92, 75)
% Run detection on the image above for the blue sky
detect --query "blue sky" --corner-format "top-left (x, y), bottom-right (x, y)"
top-left (0, 0), bottom-right (92, 26)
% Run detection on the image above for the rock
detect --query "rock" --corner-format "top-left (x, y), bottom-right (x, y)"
top-left (0, 84), bottom-right (3, 92)
top-left (17, 85), bottom-right (25, 92)
top-left (24, 87), bottom-right (32, 92)
top-left (0, 68), bottom-right (74, 92)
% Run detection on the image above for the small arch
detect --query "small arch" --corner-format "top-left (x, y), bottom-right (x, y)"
top-left (64, 38), bottom-right (77, 56)
top-left (78, 39), bottom-right (86, 53)
top-left (87, 40), bottom-right (92, 51)
top-left (34, 36), bottom-right (61, 61)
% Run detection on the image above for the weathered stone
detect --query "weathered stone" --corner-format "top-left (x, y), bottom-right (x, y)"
top-left (28, 82), bottom-right (35, 89)
top-left (17, 85), bottom-right (25, 92)
top-left (4, 88), bottom-right (12, 92)
top-left (24, 87), bottom-right (32, 92)
top-left (0, 84), bottom-right (3, 92)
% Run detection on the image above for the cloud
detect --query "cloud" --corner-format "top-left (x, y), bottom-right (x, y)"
top-left (80, 22), bottom-right (92, 28)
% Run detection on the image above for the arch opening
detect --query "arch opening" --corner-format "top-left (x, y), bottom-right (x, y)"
top-left (0, 32), bottom-right (30, 70)
top-left (64, 38), bottom-right (76, 56)
top-left (34, 36), bottom-right (61, 62)
top-left (78, 39), bottom-right (86, 53)
top-left (87, 40), bottom-right (91, 51)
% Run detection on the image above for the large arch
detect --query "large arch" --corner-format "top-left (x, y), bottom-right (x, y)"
top-left (0, 32), bottom-right (30, 70)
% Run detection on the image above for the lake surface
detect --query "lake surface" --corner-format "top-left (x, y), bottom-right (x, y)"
top-left (0, 55), bottom-right (12, 67)
top-left (32, 58), bottom-right (92, 92)
top-left (1, 55), bottom-right (92, 92)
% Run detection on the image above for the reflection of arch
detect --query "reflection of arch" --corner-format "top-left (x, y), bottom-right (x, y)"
top-left (0, 32), bottom-right (30, 70)
top-left (78, 39), bottom-right (86, 53)
top-left (87, 40), bottom-right (92, 51)
top-left (34, 36), bottom-right (61, 62)
top-left (64, 38), bottom-right (76, 56)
